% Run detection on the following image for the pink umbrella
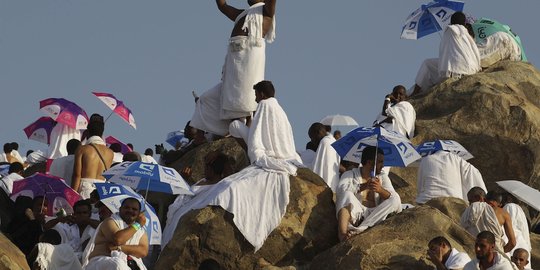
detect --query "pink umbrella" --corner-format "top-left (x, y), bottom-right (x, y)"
top-left (23, 117), bottom-right (56, 144)
top-left (39, 98), bottom-right (89, 130)
top-left (10, 173), bottom-right (82, 216)
top-left (105, 135), bottom-right (132, 154)
top-left (92, 92), bottom-right (136, 129)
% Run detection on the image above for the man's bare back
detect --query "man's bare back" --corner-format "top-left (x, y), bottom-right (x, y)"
top-left (72, 143), bottom-right (113, 192)
top-left (491, 205), bottom-right (517, 252)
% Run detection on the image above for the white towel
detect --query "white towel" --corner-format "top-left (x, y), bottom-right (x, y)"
top-left (461, 202), bottom-right (505, 252)
top-left (35, 243), bottom-right (82, 270)
top-left (384, 101), bottom-right (416, 138)
top-left (445, 248), bottom-right (471, 269)
top-left (310, 134), bottom-right (340, 192)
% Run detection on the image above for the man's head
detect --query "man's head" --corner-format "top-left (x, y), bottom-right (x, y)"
top-left (8, 162), bottom-right (24, 175)
top-left (144, 148), bottom-right (153, 156)
top-left (109, 143), bottom-right (122, 153)
top-left (485, 191), bottom-right (503, 208)
top-left (308, 123), bottom-right (327, 145)
top-left (39, 229), bottom-right (62, 245)
top-left (10, 142), bottom-right (19, 151)
top-left (66, 139), bottom-right (81, 155)
top-left (450, 11), bottom-right (466, 26)
top-left (511, 248), bottom-right (529, 270)
top-left (123, 151), bottom-right (142, 162)
top-left (253, 80), bottom-right (275, 103)
top-left (119, 197), bottom-right (142, 224)
top-left (73, 199), bottom-right (92, 220)
top-left (428, 236), bottom-right (452, 260)
top-left (96, 201), bottom-right (113, 221)
top-left (391, 85), bottom-right (407, 103)
top-left (333, 130), bottom-right (342, 140)
top-left (3, 143), bottom-right (12, 154)
top-left (467, 187), bottom-right (486, 204)
top-left (474, 231), bottom-right (496, 260)
top-left (127, 143), bottom-right (134, 150)
top-left (87, 114), bottom-right (105, 137)
top-left (361, 146), bottom-right (384, 175)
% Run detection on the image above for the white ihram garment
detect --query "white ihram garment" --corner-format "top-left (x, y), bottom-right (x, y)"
top-left (310, 134), bottom-right (340, 192)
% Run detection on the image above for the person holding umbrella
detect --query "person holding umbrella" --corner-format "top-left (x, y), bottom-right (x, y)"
top-left (336, 146), bottom-right (402, 241)
top-left (84, 197), bottom-right (148, 270)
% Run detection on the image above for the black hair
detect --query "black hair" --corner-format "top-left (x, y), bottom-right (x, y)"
top-left (8, 162), bottom-right (24, 174)
top-left (253, 80), bottom-right (276, 98)
top-left (429, 236), bottom-right (452, 249)
top-left (109, 143), bottom-right (122, 153)
top-left (477, 231), bottom-right (496, 245)
top-left (361, 146), bottom-right (384, 166)
top-left (66, 139), bottom-right (81, 155)
top-left (121, 197), bottom-right (141, 211)
top-left (40, 229), bottom-right (62, 245)
top-left (450, 11), bottom-right (466, 26)
top-left (87, 114), bottom-right (105, 137)
top-left (3, 143), bottom-right (12, 154)
top-left (144, 148), bottom-right (153, 156)
top-left (73, 199), bottom-right (92, 213)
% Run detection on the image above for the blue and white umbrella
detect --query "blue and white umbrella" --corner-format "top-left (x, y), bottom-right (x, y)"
top-left (165, 130), bottom-right (187, 148)
top-left (416, 139), bottom-right (473, 160)
top-left (103, 161), bottom-right (193, 197)
top-left (401, 0), bottom-right (465, 40)
top-left (95, 182), bottom-right (162, 245)
top-left (331, 127), bottom-right (421, 167)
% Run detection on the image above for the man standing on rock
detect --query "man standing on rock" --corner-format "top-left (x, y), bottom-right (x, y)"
top-left (336, 146), bottom-right (402, 241)
top-left (190, 0), bottom-right (276, 136)
top-left (464, 231), bottom-right (517, 270)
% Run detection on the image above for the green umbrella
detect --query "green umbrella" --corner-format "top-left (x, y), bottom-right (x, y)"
top-left (472, 17), bottom-right (527, 61)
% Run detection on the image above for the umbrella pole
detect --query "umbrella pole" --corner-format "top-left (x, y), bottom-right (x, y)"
top-left (144, 178), bottom-right (150, 200)
top-left (104, 111), bottom-right (114, 122)
top-left (372, 141), bottom-right (378, 178)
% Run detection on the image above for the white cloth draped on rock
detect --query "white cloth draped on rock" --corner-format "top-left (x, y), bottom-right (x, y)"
top-left (461, 202), bottom-right (505, 252)
top-left (416, 151), bottom-right (486, 204)
top-left (445, 248), bottom-right (471, 269)
top-left (190, 83), bottom-right (231, 136)
top-left (35, 243), bottom-right (82, 270)
top-left (503, 203), bottom-right (532, 268)
top-left (374, 101), bottom-right (416, 138)
top-left (310, 134), bottom-right (340, 192)
top-left (478, 31), bottom-right (521, 68)
top-left (49, 155), bottom-right (75, 186)
top-left (336, 168), bottom-right (401, 228)
top-left (82, 213), bottom-right (147, 270)
top-left (48, 123), bottom-right (81, 159)
top-left (163, 97), bottom-right (299, 251)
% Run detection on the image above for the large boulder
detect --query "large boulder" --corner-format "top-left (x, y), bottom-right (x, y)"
top-left (425, 197), bottom-right (468, 224)
top-left (0, 233), bottom-right (29, 270)
top-left (531, 233), bottom-right (540, 267)
top-left (390, 61), bottom-right (540, 202)
top-left (155, 167), bottom-right (338, 269)
top-left (310, 205), bottom-right (475, 270)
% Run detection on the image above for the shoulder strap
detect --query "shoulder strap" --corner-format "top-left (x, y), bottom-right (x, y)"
top-left (89, 143), bottom-right (108, 171)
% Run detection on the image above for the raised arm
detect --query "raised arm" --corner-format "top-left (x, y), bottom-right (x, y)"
top-left (216, 0), bottom-right (244, 22)
top-left (263, 0), bottom-right (276, 18)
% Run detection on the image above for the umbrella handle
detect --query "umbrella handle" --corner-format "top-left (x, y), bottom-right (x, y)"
top-left (104, 110), bottom-right (114, 123)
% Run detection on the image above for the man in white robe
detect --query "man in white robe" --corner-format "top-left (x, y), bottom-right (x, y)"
top-left (464, 231), bottom-right (518, 270)
top-left (48, 122), bottom-right (81, 159)
top-left (83, 198), bottom-right (148, 270)
top-left (478, 31), bottom-right (522, 68)
top-left (374, 85), bottom-right (416, 139)
top-left (461, 187), bottom-right (510, 253)
top-left (28, 229), bottom-right (82, 270)
top-left (309, 122), bottom-right (341, 192)
top-left (502, 195), bottom-right (531, 268)
top-left (416, 150), bottom-right (486, 204)
top-left (190, 0), bottom-right (276, 134)
top-left (412, 12), bottom-right (481, 96)
top-left (0, 162), bottom-right (24, 195)
top-left (428, 236), bottom-right (471, 270)
top-left (49, 139), bottom-right (80, 186)
top-left (336, 146), bottom-right (402, 241)
top-left (162, 81), bottom-right (301, 251)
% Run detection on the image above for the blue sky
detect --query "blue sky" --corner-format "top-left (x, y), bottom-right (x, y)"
top-left (1, 1), bottom-right (539, 155)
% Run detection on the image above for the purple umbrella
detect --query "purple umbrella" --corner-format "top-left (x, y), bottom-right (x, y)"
top-left (10, 173), bottom-right (82, 216)
top-left (39, 98), bottom-right (89, 130)
top-left (23, 116), bottom-right (56, 144)
top-left (105, 135), bottom-right (133, 154)
top-left (92, 92), bottom-right (137, 129)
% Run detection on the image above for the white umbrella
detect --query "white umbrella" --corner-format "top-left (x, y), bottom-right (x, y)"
top-left (496, 180), bottom-right (540, 212)
top-left (320, 114), bottom-right (358, 126)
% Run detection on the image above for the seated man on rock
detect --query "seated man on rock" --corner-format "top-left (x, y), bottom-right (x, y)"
top-left (309, 122), bottom-right (341, 192)
top-left (336, 146), bottom-right (402, 241)
top-left (464, 231), bottom-right (516, 270)
top-left (428, 236), bottom-right (471, 270)
top-left (373, 85), bottom-right (416, 139)
top-left (411, 11), bottom-right (481, 96)
top-left (461, 187), bottom-right (516, 253)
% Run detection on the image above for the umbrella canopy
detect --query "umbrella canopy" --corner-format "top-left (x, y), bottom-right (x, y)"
top-left (496, 180), bottom-right (540, 212)
top-left (10, 173), bottom-right (82, 216)
top-left (0, 164), bottom-right (9, 178)
top-left (23, 116), bottom-right (56, 145)
top-left (103, 161), bottom-right (193, 197)
top-left (92, 92), bottom-right (137, 129)
top-left (165, 130), bottom-right (186, 148)
top-left (472, 17), bottom-right (527, 61)
top-left (105, 135), bottom-right (133, 155)
top-left (401, 0), bottom-right (465, 40)
top-left (416, 139), bottom-right (473, 160)
top-left (39, 98), bottom-right (89, 130)
top-left (319, 114), bottom-right (359, 127)
top-left (95, 182), bottom-right (161, 245)
top-left (332, 127), bottom-right (421, 167)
